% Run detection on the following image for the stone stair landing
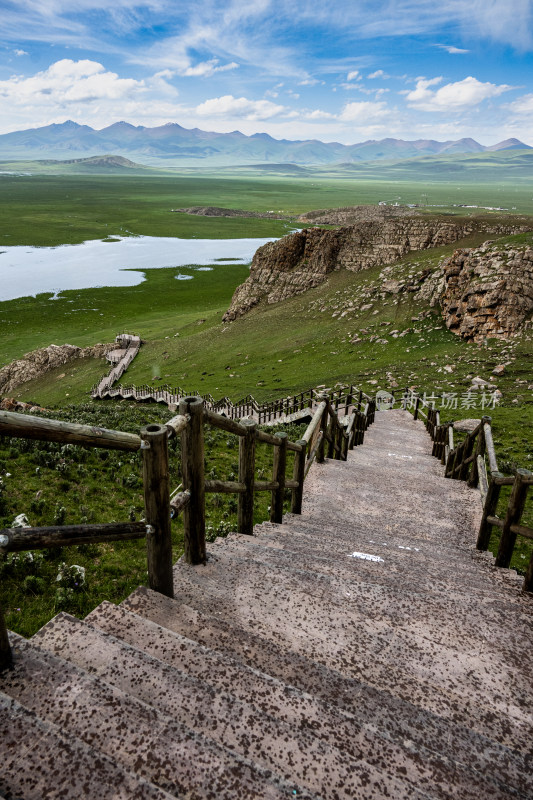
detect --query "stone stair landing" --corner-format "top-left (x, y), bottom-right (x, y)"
top-left (1, 409), bottom-right (532, 799)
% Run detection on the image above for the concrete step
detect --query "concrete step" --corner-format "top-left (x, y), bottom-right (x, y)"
top-left (0, 691), bottom-right (175, 800)
top-left (210, 531), bottom-right (529, 663)
top-left (4, 633), bottom-right (318, 800)
top-left (30, 611), bottom-right (428, 800)
top-left (220, 527), bottom-right (524, 600)
top-left (255, 517), bottom-right (502, 570)
top-left (170, 550), bottom-right (533, 753)
top-left (122, 586), bottom-right (533, 796)
top-left (86, 599), bottom-right (533, 800)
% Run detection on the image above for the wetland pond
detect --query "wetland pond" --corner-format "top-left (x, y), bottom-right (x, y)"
top-left (0, 234), bottom-right (277, 302)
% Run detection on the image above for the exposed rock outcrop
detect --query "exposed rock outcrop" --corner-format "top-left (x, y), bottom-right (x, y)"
top-left (298, 204), bottom-right (419, 225)
top-left (223, 217), bottom-right (529, 321)
top-left (172, 206), bottom-right (289, 220)
top-left (420, 243), bottom-right (533, 341)
top-left (0, 343), bottom-right (112, 394)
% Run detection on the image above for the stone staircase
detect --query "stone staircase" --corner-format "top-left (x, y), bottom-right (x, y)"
top-left (1, 410), bottom-right (532, 799)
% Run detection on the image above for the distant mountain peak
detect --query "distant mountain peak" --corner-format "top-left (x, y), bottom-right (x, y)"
top-left (0, 120), bottom-right (531, 167)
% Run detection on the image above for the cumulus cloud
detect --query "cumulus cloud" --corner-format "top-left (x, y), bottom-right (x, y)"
top-left (194, 94), bottom-right (286, 120)
top-left (13, 49), bottom-right (28, 56)
top-left (405, 76), bottom-right (512, 111)
top-left (346, 70), bottom-right (360, 81)
top-left (182, 59), bottom-right (239, 77)
top-left (368, 69), bottom-right (389, 79)
top-left (0, 59), bottom-right (144, 106)
top-left (339, 100), bottom-right (390, 122)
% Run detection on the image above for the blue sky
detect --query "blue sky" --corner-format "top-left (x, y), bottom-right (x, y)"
top-left (0, 0), bottom-right (532, 144)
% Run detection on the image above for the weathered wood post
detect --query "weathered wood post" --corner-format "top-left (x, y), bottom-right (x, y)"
top-left (414, 396), bottom-right (421, 420)
top-left (0, 604), bottom-right (12, 671)
top-left (291, 439), bottom-right (307, 514)
top-left (141, 423), bottom-right (174, 598)
top-left (317, 395), bottom-right (328, 463)
top-left (271, 432), bottom-right (288, 523)
top-left (476, 471), bottom-right (505, 550)
top-left (179, 397), bottom-right (206, 564)
top-left (468, 416), bottom-right (490, 488)
top-left (238, 419), bottom-right (256, 535)
top-left (496, 469), bottom-right (532, 568)
top-left (357, 390), bottom-right (363, 412)
top-left (335, 417), bottom-right (344, 460)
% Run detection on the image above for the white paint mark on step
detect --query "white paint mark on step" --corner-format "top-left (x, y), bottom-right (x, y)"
top-left (398, 546), bottom-right (420, 551)
top-left (388, 453), bottom-right (413, 459)
top-left (348, 552), bottom-right (385, 563)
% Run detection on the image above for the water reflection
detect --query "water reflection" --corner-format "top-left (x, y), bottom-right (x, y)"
top-left (0, 234), bottom-right (276, 302)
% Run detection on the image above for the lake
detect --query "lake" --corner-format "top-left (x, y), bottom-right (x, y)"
top-left (0, 235), bottom-right (276, 302)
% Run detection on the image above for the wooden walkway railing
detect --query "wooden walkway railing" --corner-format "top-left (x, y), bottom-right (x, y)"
top-left (0, 392), bottom-right (375, 670)
top-left (403, 388), bottom-right (533, 593)
top-left (91, 333), bottom-right (375, 427)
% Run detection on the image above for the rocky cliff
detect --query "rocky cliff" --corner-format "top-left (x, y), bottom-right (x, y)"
top-left (223, 217), bottom-right (529, 321)
top-left (419, 243), bottom-right (533, 342)
top-left (0, 343), bottom-right (112, 395)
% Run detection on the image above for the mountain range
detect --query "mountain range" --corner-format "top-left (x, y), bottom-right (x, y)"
top-left (0, 120), bottom-right (530, 167)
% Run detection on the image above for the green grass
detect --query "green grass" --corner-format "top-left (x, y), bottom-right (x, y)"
top-left (2, 173), bottom-right (533, 249)
top-left (1, 176), bottom-right (532, 633)
top-left (0, 400), bottom-right (306, 636)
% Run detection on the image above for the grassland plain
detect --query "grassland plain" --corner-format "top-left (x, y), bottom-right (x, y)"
top-left (1, 174), bottom-right (531, 636)
top-left (2, 173), bottom-right (533, 248)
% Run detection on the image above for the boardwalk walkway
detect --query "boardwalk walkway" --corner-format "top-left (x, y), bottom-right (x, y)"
top-left (1, 410), bottom-right (532, 799)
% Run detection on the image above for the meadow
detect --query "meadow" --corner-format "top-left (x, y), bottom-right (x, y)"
top-left (0, 171), bottom-right (531, 634)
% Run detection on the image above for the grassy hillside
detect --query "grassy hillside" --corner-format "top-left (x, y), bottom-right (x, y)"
top-left (1, 187), bottom-right (531, 636)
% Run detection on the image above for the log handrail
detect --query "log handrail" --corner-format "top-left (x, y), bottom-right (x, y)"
top-left (404, 396), bottom-right (533, 594)
top-left (0, 385), bottom-right (377, 669)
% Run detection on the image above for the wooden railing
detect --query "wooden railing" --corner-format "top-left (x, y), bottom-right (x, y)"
top-left (91, 335), bottom-right (375, 426)
top-left (0, 391), bottom-right (375, 669)
top-left (403, 388), bottom-right (533, 593)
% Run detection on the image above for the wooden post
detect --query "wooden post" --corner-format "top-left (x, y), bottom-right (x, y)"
top-left (414, 396), bottom-right (420, 420)
top-left (291, 439), bottom-right (307, 514)
top-left (335, 418), bottom-right (344, 460)
top-left (476, 472), bottom-right (504, 550)
top-left (458, 430), bottom-right (475, 481)
top-left (271, 432), bottom-right (288, 523)
top-left (238, 419), bottom-right (256, 535)
top-left (317, 395), bottom-right (328, 463)
top-left (341, 426), bottom-right (349, 460)
top-left (179, 397), bottom-right (206, 565)
top-left (357, 390), bottom-right (363, 412)
top-left (468, 416), bottom-right (489, 488)
top-left (141, 423), bottom-right (174, 598)
top-left (495, 469), bottom-right (532, 569)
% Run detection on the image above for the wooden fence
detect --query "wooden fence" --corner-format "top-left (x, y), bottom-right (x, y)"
top-left (402, 388), bottom-right (533, 593)
top-left (91, 334), bottom-right (375, 426)
top-left (0, 392), bottom-right (375, 669)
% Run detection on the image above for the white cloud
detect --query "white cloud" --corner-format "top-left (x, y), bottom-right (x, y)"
top-left (436, 44), bottom-right (470, 54)
top-left (508, 93), bottom-right (533, 114)
top-left (305, 109), bottom-right (335, 119)
top-left (0, 59), bottom-right (144, 106)
top-left (406, 75), bottom-right (512, 111)
top-left (13, 49), bottom-right (28, 56)
top-left (368, 69), bottom-right (389, 79)
top-left (298, 78), bottom-right (321, 86)
top-left (347, 70), bottom-right (360, 81)
top-left (194, 94), bottom-right (286, 120)
top-left (339, 100), bottom-right (390, 123)
top-left (182, 59), bottom-right (239, 78)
